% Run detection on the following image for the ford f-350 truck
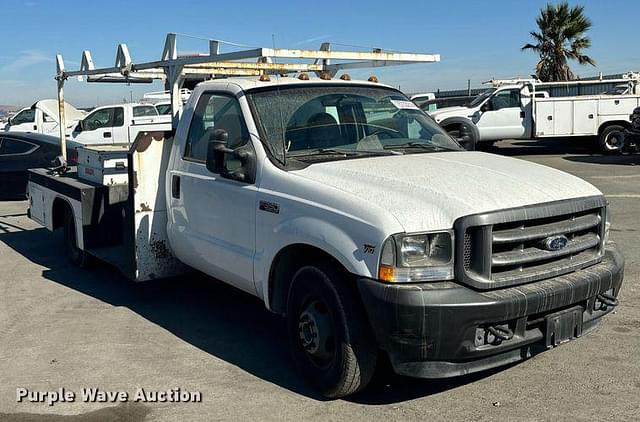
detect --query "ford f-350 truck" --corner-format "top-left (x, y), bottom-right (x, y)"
top-left (27, 34), bottom-right (624, 398)
top-left (431, 74), bottom-right (640, 153)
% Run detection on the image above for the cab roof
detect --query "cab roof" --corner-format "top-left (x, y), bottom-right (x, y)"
top-left (195, 76), bottom-right (396, 93)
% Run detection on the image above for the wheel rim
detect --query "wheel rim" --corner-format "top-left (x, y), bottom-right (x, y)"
top-left (297, 298), bottom-right (335, 368)
top-left (604, 131), bottom-right (624, 151)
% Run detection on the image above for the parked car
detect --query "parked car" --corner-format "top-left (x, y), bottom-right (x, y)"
top-left (0, 132), bottom-right (80, 199)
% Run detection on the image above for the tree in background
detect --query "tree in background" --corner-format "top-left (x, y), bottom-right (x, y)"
top-left (522, 2), bottom-right (595, 81)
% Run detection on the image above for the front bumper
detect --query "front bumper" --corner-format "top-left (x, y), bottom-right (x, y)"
top-left (357, 243), bottom-right (624, 378)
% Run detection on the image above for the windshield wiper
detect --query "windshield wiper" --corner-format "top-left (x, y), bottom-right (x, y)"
top-left (290, 148), bottom-right (398, 158)
top-left (383, 142), bottom-right (455, 152)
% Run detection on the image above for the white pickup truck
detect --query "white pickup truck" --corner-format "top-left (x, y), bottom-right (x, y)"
top-left (431, 75), bottom-right (640, 152)
top-left (3, 99), bottom-right (86, 135)
top-left (70, 103), bottom-right (170, 145)
top-left (27, 36), bottom-right (624, 398)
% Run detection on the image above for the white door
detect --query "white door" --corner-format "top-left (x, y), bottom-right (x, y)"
top-left (475, 88), bottom-right (527, 141)
top-left (573, 100), bottom-right (598, 135)
top-left (110, 107), bottom-right (127, 143)
top-left (167, 92), bottom-right (257, 294)
top-left (73, 107), bottom-right (116, 145)
top-left (41, 112), bottom-right (58, 134)
top-left (7, 109), bottom-right (38, 132)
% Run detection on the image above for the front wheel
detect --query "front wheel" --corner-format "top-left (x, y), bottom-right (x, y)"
top-left (598, 125), bottom-right (625, 154)
top-left (286, 265), bottom-right (377, 398)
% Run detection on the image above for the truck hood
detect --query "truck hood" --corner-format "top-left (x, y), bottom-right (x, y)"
top-left (292, 152), bottom-right (602, 232)
top-left (430, 106), bottom-right (471, 122)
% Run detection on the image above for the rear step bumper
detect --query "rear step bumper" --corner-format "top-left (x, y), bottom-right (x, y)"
top-left (357, 242), bottom-right (624, 378)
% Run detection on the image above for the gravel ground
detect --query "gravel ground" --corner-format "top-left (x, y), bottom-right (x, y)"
top-left (0, 138), bottom-right (638, 421)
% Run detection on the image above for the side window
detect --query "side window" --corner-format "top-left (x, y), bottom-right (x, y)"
top-left (113, 107), bottom-right (124, 127)
top-left (133, 106), bottom-right (158, 117)
top-left (489, 89), bottom-right (521, 110)
top-left (0, 138), bottom-right (37, 155)
top-left (184, 93), bottom-right (249, 164)
top-left (43, 114), bottom-right (55, 123)
top-left (84, 108), bottom-right (113, 131)
top-left (11, 109), bottom-right (36, 125)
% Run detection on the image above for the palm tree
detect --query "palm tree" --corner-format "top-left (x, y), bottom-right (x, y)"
top-left (522, 2), bottom-right (596, 82)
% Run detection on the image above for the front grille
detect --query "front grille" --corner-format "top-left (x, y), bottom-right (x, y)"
top-left (455, 196), bottom-right (606, 289)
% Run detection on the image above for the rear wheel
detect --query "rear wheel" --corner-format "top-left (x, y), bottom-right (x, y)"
top-left (286, 265), bottom-right (376, 398)
top-left (598, 125), bottom-right (625, 153)
top-left (63, 210), bottom-right (91, 268)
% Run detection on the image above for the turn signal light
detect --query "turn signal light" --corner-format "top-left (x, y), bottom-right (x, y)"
top-left (298, 72), bottom-right (309, 80)
top-left (378, 265), bottom-right (395, 282)
top-left (319, 72), bottom-right (331, 80)
top-left (339, 74), bottom-right (351, 81)
top-left (368, 75), bottom-right (379, 83)
top-left (259, 74), bottom-right (271, 82)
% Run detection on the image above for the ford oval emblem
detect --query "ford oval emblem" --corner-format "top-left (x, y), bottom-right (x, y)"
top-left (541, 235), bottom-right (569, 251)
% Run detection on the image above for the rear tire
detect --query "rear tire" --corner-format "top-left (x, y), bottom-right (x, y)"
top-left (286, 265), bottom-right (376, 398)
top-left (63, 210), bottom-right (91, 268)
top-left (598, 125), bottom-right (625, 154)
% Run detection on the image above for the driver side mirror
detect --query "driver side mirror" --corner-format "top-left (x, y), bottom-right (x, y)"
top-left (480, 102), bottom-right (492, 113)
top-left (6, 117), bottom-right (12, 126)
top-left (206, 129), bottom-right (256, 184)
top-left (75, 120), bottom-right (84, 133)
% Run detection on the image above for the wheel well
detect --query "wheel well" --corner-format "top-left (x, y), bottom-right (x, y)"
top-left (599, 121), bottom-right (630, 134)
top-left (268, 244), bottom-right (350, 315)
top-left (51, 197), bottom-right (72, 230)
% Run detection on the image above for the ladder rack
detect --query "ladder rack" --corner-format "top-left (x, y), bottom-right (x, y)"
top-left (54, 32), bottom-right (440, 162)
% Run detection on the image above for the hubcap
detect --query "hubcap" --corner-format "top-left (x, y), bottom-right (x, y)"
top-left (605, 131), bottom-right (623, 151)
top-left (298, 299), bottom-right (335, 366)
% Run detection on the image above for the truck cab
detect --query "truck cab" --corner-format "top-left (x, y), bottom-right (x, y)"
top-left (432, 84), bottom-right (534, 145)
top-left (71, 103), bottom-right (169, 145)
top-left (4, 100), bottom-right (85, 135)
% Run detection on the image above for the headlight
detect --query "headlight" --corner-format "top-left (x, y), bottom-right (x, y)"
top-left (378, 231), bottom-right (454, 283)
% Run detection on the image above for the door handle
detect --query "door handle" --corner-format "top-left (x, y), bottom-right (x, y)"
top-left (33, 125), bottom-right (38, 130)
top-left (588, 114), bottom-right (594, 119)
top-left (520, 111), bottom-right (526, 118)
top-left (171, 175), bottom-right (180, 199)
top-left (614, 100), bottom-right (620, 105)
top-left (104, 132), bottom-right (112, 138)
top-left (547, 116), bottom-right (553, 121)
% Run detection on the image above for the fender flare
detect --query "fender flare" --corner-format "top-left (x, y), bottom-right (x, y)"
top-left (439, 116), bottom-right (480, 150)
top-left (258, 216), bottom-right (379, 311)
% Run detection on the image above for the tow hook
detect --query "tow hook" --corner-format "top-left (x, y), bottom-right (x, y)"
top-left (595, 292), bottom-right (619, 310)
top-left (476, 324), bottom-right (514, 346)
top-left (487, 325), bottom-right (514, 341)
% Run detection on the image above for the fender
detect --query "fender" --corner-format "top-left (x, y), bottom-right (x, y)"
top-left (255, 216), bottom-right (382, 308)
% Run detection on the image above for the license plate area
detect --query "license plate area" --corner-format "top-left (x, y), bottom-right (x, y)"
top-left (545, 306), bottom-right (583, 348)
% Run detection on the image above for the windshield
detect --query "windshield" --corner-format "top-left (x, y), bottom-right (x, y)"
top-left (247, 85), bottom-right (461, 163)
top-left (156, 103), bottom-right (172, 115)
top-left (467, 88), bottom-right (496, 108)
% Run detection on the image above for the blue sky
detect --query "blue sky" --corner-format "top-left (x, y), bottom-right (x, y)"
top-left (1, 0), bottom-right (638, 107)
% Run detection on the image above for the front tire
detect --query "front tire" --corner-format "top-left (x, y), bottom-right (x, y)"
top-left (286, 265), bottom-right (376, 398)
top-left (598, 125), bottom-right (625, 154)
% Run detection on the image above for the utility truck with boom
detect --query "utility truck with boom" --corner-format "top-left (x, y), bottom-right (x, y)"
top-left (27, 34), bottom-right (624, 398)
top-left (431, 75), bottom-right (640, 152)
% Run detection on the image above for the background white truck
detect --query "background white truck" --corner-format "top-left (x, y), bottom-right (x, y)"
top-left (4, 99), bottom-right (86, 135)
top-left (431, 74), bottom-right (640, 152)
top-left (70, 103), bottom-right (170, 145)
top-left (27, 34), bottom-right (624, 398)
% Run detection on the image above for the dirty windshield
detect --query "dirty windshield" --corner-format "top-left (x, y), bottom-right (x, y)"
top-left (247, 85), bottom-right (461, 164)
